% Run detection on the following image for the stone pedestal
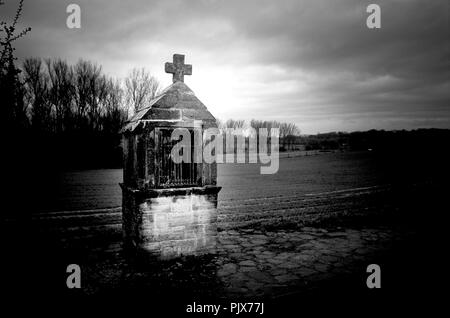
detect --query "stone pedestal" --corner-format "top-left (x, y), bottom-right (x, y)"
top-left (121, 185), bottom-right (221, 259)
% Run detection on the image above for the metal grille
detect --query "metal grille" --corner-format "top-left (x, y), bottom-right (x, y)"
top-left (158, 129), bottom-right (199, 188)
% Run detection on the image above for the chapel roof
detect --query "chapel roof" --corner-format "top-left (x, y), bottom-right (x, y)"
top-left (122, 81), bottom-right (216, 133)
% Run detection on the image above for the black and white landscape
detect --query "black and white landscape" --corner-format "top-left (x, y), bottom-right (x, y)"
top-left (1, 0), bottom-right (449, 315)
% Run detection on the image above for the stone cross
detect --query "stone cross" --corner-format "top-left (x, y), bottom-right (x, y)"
top-left (165, 54), bottom-right (192, 83)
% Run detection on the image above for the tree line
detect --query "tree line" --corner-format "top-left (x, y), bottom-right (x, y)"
top-left (216, 119), bottom-right (301, 151)
top-left (1, 0), bottom-right (159, 169)
top-left (1, 3), bottom-right (162, 171)
top-left (4, 56), bottom-right (162, 169)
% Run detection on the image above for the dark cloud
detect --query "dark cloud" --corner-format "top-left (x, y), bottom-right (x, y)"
top-left (3, 0), bottom-right (449, 133)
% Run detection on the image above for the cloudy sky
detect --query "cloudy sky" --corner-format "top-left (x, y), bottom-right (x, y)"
top-left (3, 0), bottom-right (450, 133)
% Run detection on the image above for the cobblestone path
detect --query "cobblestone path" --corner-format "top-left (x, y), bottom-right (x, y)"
top-left (213, 226), bottom-right (402, 297)
top-left (78, 224), bottom-right (412, 298)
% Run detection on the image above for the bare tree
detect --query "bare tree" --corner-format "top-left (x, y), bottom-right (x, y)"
top-left (225, 119), bottom-right (246, 129)
top-left (103, 78), bottom-right (127, 134)
top-left (88, 73), bottom-right (107, 131)
top-left (45, 58), bottom-right (74, 132)
top-left (0, 0), bottom-right (31, 72)
top-left (216, 118), bottom-right (224, 130)
top-left (250, 119), bottom-right (279, 132)
top-left (0, 0), bottom-right (31, 130)
top-left (279, 122), bottom-right (300, 138)
top-left (279, 122), bottom-right (300, 150)
top-left (23, 58), bottom-right (50, 131)
top-left (124, 67), bottom-right (159, 115)
top-left (73, 60), bottom-right (104, 130)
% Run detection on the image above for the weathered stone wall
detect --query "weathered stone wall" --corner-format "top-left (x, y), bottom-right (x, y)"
top-left (121, 187), bottom-right (219, 259)
top-left (140, 194), bottom-right (218, 258)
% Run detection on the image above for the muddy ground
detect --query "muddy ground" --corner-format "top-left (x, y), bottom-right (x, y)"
top-left (3, 151), bottom-right (447, 314)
